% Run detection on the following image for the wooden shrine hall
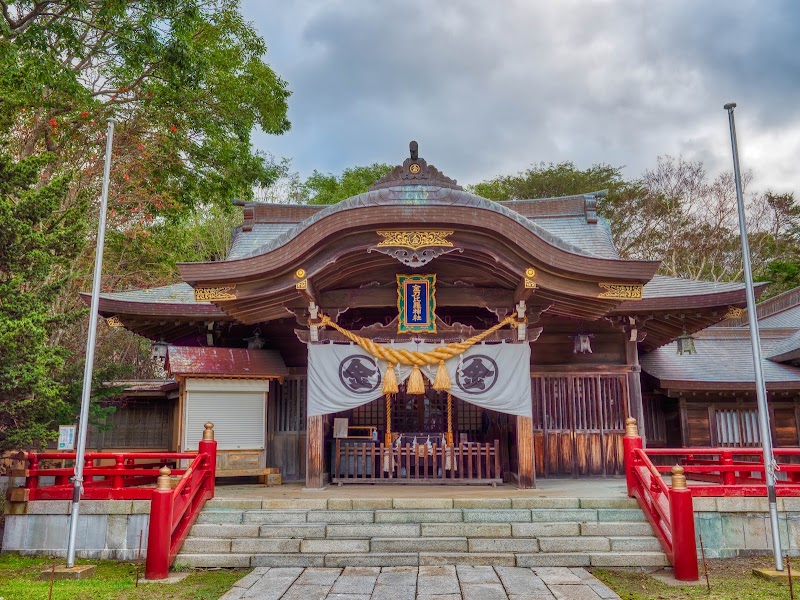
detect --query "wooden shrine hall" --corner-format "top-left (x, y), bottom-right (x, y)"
top-left (86, 142), bottom-right (770, 490)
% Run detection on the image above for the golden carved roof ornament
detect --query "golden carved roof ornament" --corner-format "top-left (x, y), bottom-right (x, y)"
top-left (194, 286), bottom-right (237, 301)
top-left (598, 282), bottom-right (643, 300)
top-left (376, 230), bottom-right (454, 251)
top-left (105, 315), bottom-right (123, 327)
top-left (724, 306), bottom-right (746, 319)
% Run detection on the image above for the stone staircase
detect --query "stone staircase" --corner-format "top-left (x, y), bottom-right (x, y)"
top-left (176, 496), bottom-right (668, 569)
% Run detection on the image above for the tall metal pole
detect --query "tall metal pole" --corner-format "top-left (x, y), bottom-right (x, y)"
top-left (724, 103), bottom-right (783, 571)
top-left (66, 118), bottom-right (115, 568)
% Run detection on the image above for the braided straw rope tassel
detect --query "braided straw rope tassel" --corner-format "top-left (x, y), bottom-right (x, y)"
top-left (317, 314), bottom-right (518, 366)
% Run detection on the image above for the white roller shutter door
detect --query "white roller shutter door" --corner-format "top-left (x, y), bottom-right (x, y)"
top-left (183, 379), bottom-right (268, 451)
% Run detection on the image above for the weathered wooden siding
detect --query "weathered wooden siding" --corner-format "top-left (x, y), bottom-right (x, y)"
top-left (531, 373), bottom-right (629, 477)
top-left (88, 399), bottom-right (174, 450)
top-left (267, 377), bottom-right (307, 480)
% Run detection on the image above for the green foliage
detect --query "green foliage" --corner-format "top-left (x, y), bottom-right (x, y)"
top-left (0, 1), bottom-right (290, 448)
top-left (469, 161), bottom-right (627, 200)
top-left (0, 152), bottom-right (87, 449)
top-left (304, 163), bottom-right (393, 205)
top-left (1, 0), bottom-right (291, 215)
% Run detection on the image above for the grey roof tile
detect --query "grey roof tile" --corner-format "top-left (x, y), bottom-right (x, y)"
top-left (641, 275), bottom-right (746, 299)
top-left (99, 282), bottom-right (205, 305)
top-left (641, 330), bottom-right (800, 385)
top-left (759, 304), bottom-right (800, 328)
top-left (766, 330), bottom-right (800, 363)
top-left (532, 216), bottom-right (619, 259)
top-left (227, 223), bottom-right (295, 260)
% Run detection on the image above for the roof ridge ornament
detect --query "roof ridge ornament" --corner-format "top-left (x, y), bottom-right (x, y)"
top-left (370, 140), bottom-right (462, 191)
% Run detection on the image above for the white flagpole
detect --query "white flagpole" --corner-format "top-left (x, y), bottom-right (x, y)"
top-left (724, 103), bottom-right (783, 571)
top-left (66, 118), bottom-right (115, 568)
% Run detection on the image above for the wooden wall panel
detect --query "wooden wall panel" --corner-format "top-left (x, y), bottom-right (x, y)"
top-left (774, 408), bottom-right (799, 446)
top-left (532, 373), bottom-right (629, 477)
top-left (684, 406), bottom-right (712, 447)
top-left (516, 415), bottom-right (535, 488)
top-left (533, 431), bottom-right (545, 477)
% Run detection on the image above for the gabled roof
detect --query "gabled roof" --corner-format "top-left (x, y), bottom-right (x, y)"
top-left (166, 346), bottom-right (288, 378)
top-left (641, 329), bottom-right (800, 390)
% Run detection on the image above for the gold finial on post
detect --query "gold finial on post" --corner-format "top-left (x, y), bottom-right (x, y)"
top-left (671, 464), bottom-right (687, 490)
top-left (203, 422), bottom-right (215, 441)
top-left (625, 417), bottom-right (639, 437)
top-left (157, 466), bottom-right (172, 491)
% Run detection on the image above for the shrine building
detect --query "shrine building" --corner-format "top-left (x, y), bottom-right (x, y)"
top-left (85, 144), bottom-right (800, 489)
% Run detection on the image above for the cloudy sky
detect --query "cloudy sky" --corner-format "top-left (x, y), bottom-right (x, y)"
top-left (242, 0), bottom-right (799, 193)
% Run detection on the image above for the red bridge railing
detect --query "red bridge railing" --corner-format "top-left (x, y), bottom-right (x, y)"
top-left (623, 418), bottom-right (698, 581)
top-left (9, 423), bottom-right (217, 580)
top-left (624, 417), bottom-right (800, 582)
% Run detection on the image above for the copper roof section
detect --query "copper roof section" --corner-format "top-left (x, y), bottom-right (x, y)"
top-left (166, 346), bottom-right (288, 378)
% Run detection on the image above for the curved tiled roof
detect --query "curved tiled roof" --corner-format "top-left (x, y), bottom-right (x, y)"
top-left (238, 186), bottom-right (606, 261)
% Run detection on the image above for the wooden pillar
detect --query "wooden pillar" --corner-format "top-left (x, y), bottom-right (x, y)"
top-left (516, 415), bottom-right (536, 489)
top-left (305, 415), bottom-right (325, 489)
top-left (625, 338), bottom-right (646, 446)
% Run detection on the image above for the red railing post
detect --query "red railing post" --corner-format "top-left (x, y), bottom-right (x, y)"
top-left (669, 465), bottom-right (699, 581)
top-left (721, 451), bottom-right (736, 485)
top-left (26, 453), bottom-right (39, 490)
top-left (145, 467), bottom-right (174, 580)
top-left (623, 417), bottom-right (643, 497)
top-left (112, 454), bottom-right (125, 489)
top-left (197, 422), bottom-right (217, 499)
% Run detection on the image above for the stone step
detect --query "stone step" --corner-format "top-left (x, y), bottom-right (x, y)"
top-left (181, 534), bottom-right (664, 555)
top-left (203, 496), bottom-right (640, 511)
top-left (195, 506), bottom-right (648, 526)
top-left (174, 550), bottom-right (669, 569)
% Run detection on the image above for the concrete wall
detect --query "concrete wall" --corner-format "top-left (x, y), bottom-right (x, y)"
top-left (694, 497), bottom-right (800, 559)
top-left (2, 500), bottom-right (150, 560)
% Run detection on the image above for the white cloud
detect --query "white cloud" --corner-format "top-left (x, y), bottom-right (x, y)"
top-left (243, 0), bottom-right (800, 194)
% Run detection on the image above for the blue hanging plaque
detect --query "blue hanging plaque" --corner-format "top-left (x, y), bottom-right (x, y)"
top-left (397, 274), bottom-right (436, 334)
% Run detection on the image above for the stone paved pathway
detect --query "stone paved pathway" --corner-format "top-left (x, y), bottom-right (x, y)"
top-left (220, 565), bottom-right (621, 599)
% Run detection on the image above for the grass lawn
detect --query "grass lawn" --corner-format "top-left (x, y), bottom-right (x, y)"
top-left (0, 554), bottom-right (247, 600)
top-left (593, 557), bottom-right (798, 600)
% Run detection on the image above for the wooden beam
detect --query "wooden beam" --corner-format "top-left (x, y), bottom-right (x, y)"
top-left (296, 277), bottom-right (319, 306)
top-left (625, 337), bottom-right (646, 446)
top-left (514, 277), bottom-right (537, 304)
top-left (516, 415), bottom-right (535, 489)
top-left (305, 415), bottom-right (325, 489)
top-left (318, 287), bottom-right (514, 309)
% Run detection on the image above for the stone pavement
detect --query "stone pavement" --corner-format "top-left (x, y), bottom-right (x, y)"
top-left (220, 565), bottom-right (621, 599)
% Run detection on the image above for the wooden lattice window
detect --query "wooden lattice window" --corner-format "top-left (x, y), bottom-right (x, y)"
top-left (350, 397), bottom-right (385, 428)
top-left (531, 374), bottom-right (628, 432)
top-left (456, 399), bottom-right (483, 434)
top-left (713, 408), bottom-right (760, 447)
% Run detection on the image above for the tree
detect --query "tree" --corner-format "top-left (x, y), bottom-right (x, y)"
top-left (469, 161), bottom-right (628, 201)
top-left (0, 152), bottom-right (87, 448)
top-left (471, 156), bottom-right (800, 295)
top-left (303, 163), bottom-right (393, 205)
top-left (0, 1), bottom-right (291, 447)
top-left (1, 0), bottom-right (291, 218)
